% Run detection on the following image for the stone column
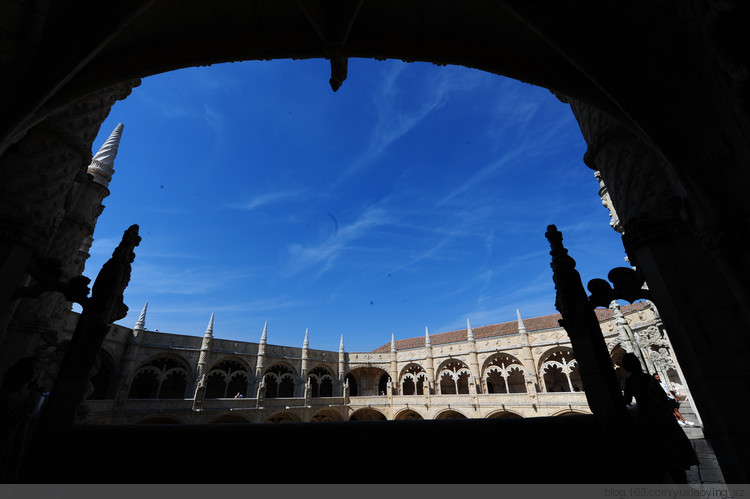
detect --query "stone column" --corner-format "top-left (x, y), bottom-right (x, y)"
top-left (567, 96), bottom-right (750, 482)
top-left (516, 310), bottom-right (539, 395)
top-left (609, 301), bottom-right (647, 371)
top-left (465, 319), bottom-right (481, 394)
top-left (389, 334), bottom-right (398, 395)
top-left (423, 328), bottom-right (435, 395)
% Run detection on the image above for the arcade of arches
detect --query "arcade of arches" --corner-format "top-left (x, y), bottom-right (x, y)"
top-left (1, 0), bottom-right (749, 482)
top-left (64, 300), bottom-right (690, 427)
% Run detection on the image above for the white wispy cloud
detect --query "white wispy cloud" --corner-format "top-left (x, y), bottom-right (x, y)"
top-left (330, 64), bottom-right (455, 188)
top-left (227, 190), bottom-right (307, 211)
top-left (281, 205), bottom-right (390, 279)
top-left (126, 262), bottom-right (256, 296)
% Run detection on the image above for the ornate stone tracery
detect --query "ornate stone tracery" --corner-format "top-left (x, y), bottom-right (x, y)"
top-left (399, 363), bottom-right (427, 395)
top-left (483, 354), bottom-right (526, 394)
top-left (540, 350), bottom-right (581, 393)
top-left (128, 356), bottom-right (189, 399)
top-left (263, 364), bottom-right (295, 398)
top-left (206, 359), bottom-right (248, 399)
top-left (437, 359), bottom-right (471, 395)
top-left (307, 365), bottom-right (334, 397)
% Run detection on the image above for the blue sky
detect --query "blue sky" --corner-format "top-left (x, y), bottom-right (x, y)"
top-left (80, 58), bottom-right (627, 352)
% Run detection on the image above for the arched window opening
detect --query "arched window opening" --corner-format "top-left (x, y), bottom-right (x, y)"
top-left (160, 370), bottom-right (188, 398)
top-left (402, 375), bottom-right (416, 395)
top-left (264, 411), bottom-right (300, 423)
top-left (345, 373), bottom-right (358, 396)
top-left (483, 354), bottom-right (526, 394)
top-left (308, 366), bottom-right (334, 397)
top-left (487, 411), bottom-right (522, 419)
top-left (206, 360), bottom-right (248, 398)
top-left (541, 349), bottom-right (579, 393)
top-left (345, 367), bottom-right (387, 396)
top-left (394, 409), bottom-right (423, 420)
top-left (128, 357), bottom-right (188, 399)
top-left (349, 408), bottom-right (386, 421)
top-left (129, 369), bottom-right (159, 399)
top-left (610, 345), bottom-right (628, 391)
top-left (400, 364), bottom-right (427, 395)
top-left (263, 364), bottom-right (295, 398)
top-left (435, 410), bottom-right (467, 420)
top-left (437, 360), bottom-right (471, 394)
top-left (310, 410), bottom-right (340, 422)
top-left (378, 373), bottom-right (390, 395)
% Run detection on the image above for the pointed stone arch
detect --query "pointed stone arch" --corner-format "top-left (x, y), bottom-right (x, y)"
top-left (552, 409), bottom-right (589, 417)
top-left (436, 359), bottom-right (471, 395)
top-left (263, 362), bottom-right (297, 398)
top-left (399, 363), bottom-right (427, 396)
top-left (349, 407), bottom-right (386, 421)
top-left (205, 358), bottom-right (250, 399)
top-left (539, 348), bottom-right (581, 393)
top-left (434, 409), bottom-right (467, 420)
top-left (346, 366), bottom-right (389, 396)
top-left (482, 353), bottom-right (526, 394)
top-left (264, 411), bottom-right (301, 424)
top-left (128, 354), bottom-right (190, 399)
top-left (307, 365), bottom-right (335, 398)
top-left (393, 409), bottom-right (424, 420)
top-left (310, 409), bottom-right (342, 422)
top-left (486, 410), bottom-right (523, 419)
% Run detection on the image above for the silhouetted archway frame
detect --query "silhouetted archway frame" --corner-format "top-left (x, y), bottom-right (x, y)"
top-left (2, 0), bottom-right (749, 484)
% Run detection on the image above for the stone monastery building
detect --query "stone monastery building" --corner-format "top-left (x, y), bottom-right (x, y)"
top-left (70, 298), bottom-right (688, 425)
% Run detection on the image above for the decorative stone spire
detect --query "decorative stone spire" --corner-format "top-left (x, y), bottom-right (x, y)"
top-left (260, 321), bottom-right (268, 345)
top-left (300, 328), bottom-right (310, 391)
top-left (517, 309), bottom-right (527, 335)
top-left (255, 322), bottom-right (268, 382)
top-left (425, 327), bottom-right (431, 347)
top-left (88, 123), bottom-right (124, 187)
top-left (466, 318), bottom-right (474, 341)
top-left (196, 314), bottom-right (215, 382)
top-left (134, 302), bottom-right (148, 331)
top-left (204, 313), bottom-right (214, 337)
top-left (337, 333), bottom-right (346, 395)
top-left (389, 333), bottom-right (398, 395)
